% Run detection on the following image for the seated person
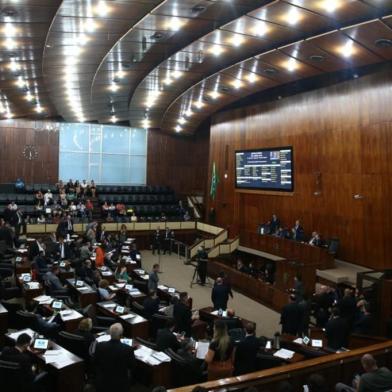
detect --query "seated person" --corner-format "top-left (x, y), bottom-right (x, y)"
top-left (74, 317), bottom-right (96, 348)
top-left (44, 265), bottom-right (68, 294)
top-left (78, 259), bottom-right (99, 287)
top-left (236, 259), bottom-right (250, 274)
top-left (174, 292), bottom-right (194, 337)
top-left (143, 290), bottom-right (160, 319)
top-left (308, 231), bottom-right (322, 246)
top-left (33, 251), bottom-right (51, 275)
top-left (335, 353), bottom-right (392, 392)
top-left (98, 279), bottom-right (116, 301)
top-left (114, 260), bottom-right (131, 283)
top-left (156, 319), bottom-right (182, 351)
top-left (234, 322), bottom-right (261, 376)
top-left (1, 333), bottom-right (36, 388)
top-left (80, 241), bottom-right (92, 260)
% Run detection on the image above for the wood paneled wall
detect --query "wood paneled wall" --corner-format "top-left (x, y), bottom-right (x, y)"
top-left (207, 68), bottom-right (392, 269)
top-left (147, 129), bottom-right (209, 196)
top-left (0, 121), bottom-right (59, 184)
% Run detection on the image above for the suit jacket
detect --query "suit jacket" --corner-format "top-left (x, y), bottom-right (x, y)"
top-left (1, 346), bottom-right (35, 390)
top-left (222, 316), bottom-right (242, 331)
top-left (234, 335), bottom-right (261, 376)
top-left (280, 302), bottom-right (303, 335)
top-left (156, 328), bottom-right (181, 351)
top-left (143, 297), bottom-right (160, 319)
top-left (94, 339), bottom-right (135, 392)
top-left (211, 284), bottom-right (230, 310)
top-left (55, 242), bottom-right (72, 260)
top-left (173, 302), bottom-right (192, 337)
top-left (292, 225), bottom-right (305, 241)
top-left (325, 316), bottom-right (350, 350)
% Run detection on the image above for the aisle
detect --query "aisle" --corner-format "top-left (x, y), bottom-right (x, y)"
top-left (140, 250), bottom-right (281, 337)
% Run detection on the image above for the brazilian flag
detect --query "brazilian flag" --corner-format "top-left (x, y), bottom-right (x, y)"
top-left (210, 161), bottom-right (219, 200)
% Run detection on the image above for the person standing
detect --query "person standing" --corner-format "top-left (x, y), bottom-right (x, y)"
top-left (94, 323), bottom-right (135, 392)
top-left (152, 228), bottom-right (161, 255)
top-left (148, 263), bottom-right (160, 292)
top-left (211, 277), bottom-right (231, 310)
top-left (280, 294), bottom-right (303, 336)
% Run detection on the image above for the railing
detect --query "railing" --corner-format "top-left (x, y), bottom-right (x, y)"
top-left (207, 236), bottom-right (239, 258)
top-left (168, 340), bottom-right (392, 392)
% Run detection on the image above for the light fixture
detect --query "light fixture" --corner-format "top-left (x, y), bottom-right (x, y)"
top-left (172, 70), bottom-right (183, 79)
top-left (110, 115), bottom-right (118, 123)
top-left (175, 125), bottom-right (182, 133)
top-left (165, 17), bottom-right (185, 32)
top-left (184, 109), bottom-right (193, 117)
top-left (209, 45), bottom-right (225, 56)
top-left (252, 22), bottom-right (269, 37)
top-left (95, 1), bottom-right (109, 17)
top-left (4, 38), bottom-right (16, 49)
top-left (285, 57), bottom-right (298, 72)
top-left (5, 111), bottom-right (13, 119)
top-left (209, 90), bottom-right (220, 100)
top-left (8, 60), bottom-right (20, 71)
top-left (75, 34), bottom-right (89, 46)
top-left (178, 117), bottom-right (186, 125)
top-left (109, 83), bottom-right (119, 92)
top-left (194, 100), bottom-right (204, 109)
top-left (338, 40), bottom-right (355, 58)
top-left (319, 0), bottom-right (341, 13)
top-left (4, 23), bottom-right (16, 37)
top-left (163, 77), bottom-right (173, 85)
top-left (246, 73), bottom-right (258, 83)
top-left (16, 76), bottom-right (26, 88)
top-left (142, 119), bottom-right (150, 128)
top-left (283, 7), bottom-right (302, 26)
top-left (232, 79), bottom-right (242, 89)
top-left (83, 19), bottom-right (97, 32)
top-left (35, 105), bottom-right (43, 113)
top-left (116, 70), bottom-right (125, 78)
top-left (230, 34), bottom-right (245, 47)
top-left (25, 92), bottom-right (33, 101)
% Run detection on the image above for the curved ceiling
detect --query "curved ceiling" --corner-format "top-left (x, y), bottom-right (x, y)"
top-left (1, 0), bottom-right (392, 134)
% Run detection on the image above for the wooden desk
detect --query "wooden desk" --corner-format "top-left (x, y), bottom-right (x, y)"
top-left (207, 261), bottom-right (288, 312)
top-left (96, 301), bottom-right (149, 339)
top-left (16, 275), bottom-right (44, 305)
top-left (0, 302), bottom-right (8, 345)
top-left (6, 328), bottom-right (84, 392)
top-left (199, 306), bottom-right (256, 330)
top-left (97, 266), bottom-right (115, 284)
top-left (66, 279), bottom-right (97, 308)
top-left (15, 258), bottom-right (31, 274)
top-left (243, 233), bottom-right (334, 270)
top-left (59, 266), bottom-right (75, 281)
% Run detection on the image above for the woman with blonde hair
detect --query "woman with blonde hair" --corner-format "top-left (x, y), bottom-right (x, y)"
top-left (205, 320), bottom-right (235, 380)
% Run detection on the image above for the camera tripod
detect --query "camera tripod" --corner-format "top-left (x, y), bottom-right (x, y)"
top-left (190, 261), bottom-right (212, 288)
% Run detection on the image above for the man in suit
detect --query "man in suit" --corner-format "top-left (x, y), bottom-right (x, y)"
top-left (280, 294), bottom-right (303, 336)
top-left (148, 263), bottom-right (160, 292)
top-left (291, 219), bottom-right (305, 242)
top-left (197, 246), bottom-right (208, 285)
top-left (163, 227), bottom-right (175, 255)
top-left (55, 236), bottom-right (72, 260)
top-left (269, 214), bottom-right (281, 234)
top-left (308, 231), bottom-right (322, 246)
top-left (211, 277), bottom-right (231, 310)
top-left (173, 292), bottom-right (193, 337)
top-left (143, 290), bottom-right (160, 320)
top-left (338, 288), bottom-right (357, 326)
top-left (1, 332), bottom-right (36, 389)
top-left (56, 215), bottom-right (74, 239)
top-left (94, 323), bottom-right (135, 392)
top-left (156, 319), bottom-right (182, 351)
top-left (151, 228), bottom-right (161, 255)
top-left (29, 237), bottom-right (46, 260)
top-left (234, 323), bottom-right (261, 376)
top-left (325, 307), bottom-right (350, 351)
top-left (44, 264), bottom-right (68, 294)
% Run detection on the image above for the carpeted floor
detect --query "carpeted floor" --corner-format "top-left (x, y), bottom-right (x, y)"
top-left (140, 250), bottom-right (281, 338)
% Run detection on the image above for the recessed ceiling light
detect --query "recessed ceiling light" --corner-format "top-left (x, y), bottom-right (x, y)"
top-left (338, 40), bottom-right (355, 58)
top-left (194, 101), bottom-right (204, 109)
top-left (151, 32), bottom-right (165, 40)
top-left (282, 7), bottom-right (302, 26)
top-left (178, 117), bottom-right (186, 125)
top-left (109, 84), bottom-right (119, 92)
top-left (319, 0), bottom-right (341, 13)
top-left (230, 35), bottom-right (245, 47)
top-left (209, 45), bottom-right (225, 56)
top-left (165, 17), bottom-right (186, 32)
top-left (191, 5), bottom-right (207, 14)
top-left (309, 54), bottom-right (325, 62)
top-left (172, 70), bottom-right (183, 79)
top-left (246, 73), bottom-right (258, 83)
top-left (232, 79), bottom-right (243, 89)
top-left (35, 106), bottom-right (43, 113)
top-left (95, 1), bottom-right (109, 17)
top-left (110, 115), bottom-right (118, 123)
top-left (4, 38), bottom-right (16, 50)
top-left (252, 22), bottom-right (269, 37)
top-left (264, 67), bottom-right (278, 75)
top-left (209, 91), bottom-right (220, 100)
top-left (184, 109), bottom-right (193, 117)
top-left (175, 125), bottom-right (182, 133)
top-left (285, 57), bottom-right (298, 72)
top-left (374, 38), bottom-right (392, 48)
top-left (142, 119), bottom-right (150, 128)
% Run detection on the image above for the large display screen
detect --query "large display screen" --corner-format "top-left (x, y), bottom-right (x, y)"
top-left (235, 147), bottom-right (293, 191)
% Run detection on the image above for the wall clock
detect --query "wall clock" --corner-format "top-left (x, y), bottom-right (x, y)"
top-left (23, 145), bottom-right (38, 160)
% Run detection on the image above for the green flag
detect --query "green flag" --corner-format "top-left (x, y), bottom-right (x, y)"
top-left (210, 161), bottom-right (219, 200)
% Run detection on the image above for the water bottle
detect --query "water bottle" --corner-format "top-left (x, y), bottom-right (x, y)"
top-left (274, 332), bottom-right (280, 350)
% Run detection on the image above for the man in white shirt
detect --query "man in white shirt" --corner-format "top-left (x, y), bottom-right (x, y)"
top-left (44, 190), bottom-right (53, 206)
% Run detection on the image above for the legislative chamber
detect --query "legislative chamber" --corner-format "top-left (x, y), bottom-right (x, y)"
top-left (1, 1), bottom-right (392, 392)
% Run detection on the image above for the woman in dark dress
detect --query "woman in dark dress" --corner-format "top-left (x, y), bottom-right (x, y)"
top-left (205, 320), bottom-right (235, 380)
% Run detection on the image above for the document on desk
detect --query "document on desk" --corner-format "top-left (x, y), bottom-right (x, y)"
top-left (103, 303), bottom-right (116, 309)
top-left (158, 285), bottom-right (168, 290)
top-left (195, 341), bottom-right (209, 360)
top-left (33, 295), bottom-right (53, 305)
top-left (60, 310), bottom-right (82, 322)
top-left (77, 286), bottom-right (89, 291)
top-left (273, 348), bottom-right (295, 360)
top-left (96, 334), bottom-right (111, 343)
top-left (152, 352), bottom-right (171, 363)
top-left (120, 313), bottom-right (136, 320)
top-left (8, 329), bottom-right (35, 341)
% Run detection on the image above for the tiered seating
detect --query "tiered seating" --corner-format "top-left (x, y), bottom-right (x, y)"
top-left (0, 183), bottom-right (183, 221)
